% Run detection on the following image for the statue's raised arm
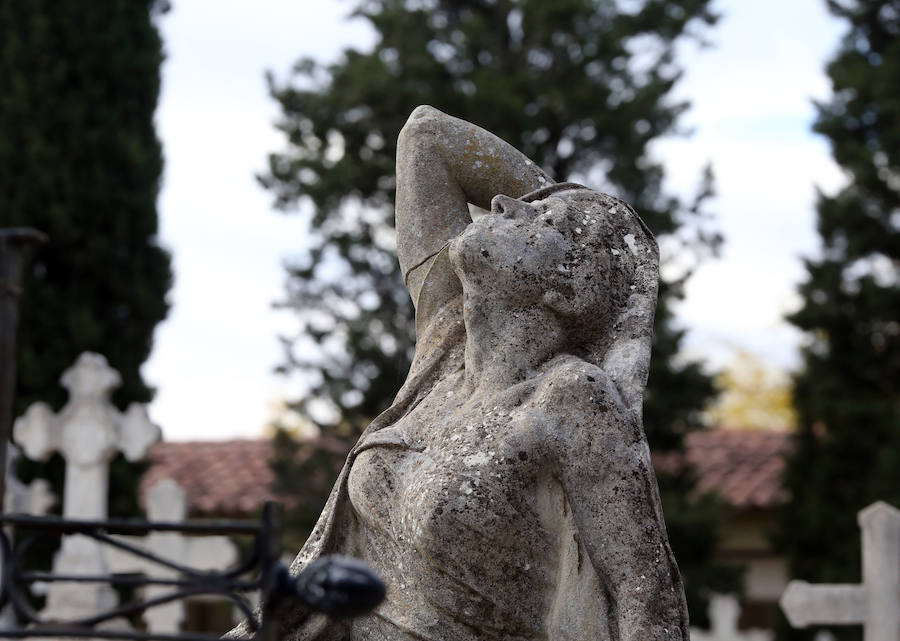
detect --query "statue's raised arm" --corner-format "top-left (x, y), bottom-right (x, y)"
top-left (395, 105), bottom-right (554, 332)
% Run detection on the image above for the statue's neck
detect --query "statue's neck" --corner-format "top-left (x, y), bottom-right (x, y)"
top-left (461, 292), bottom-right (566, 392)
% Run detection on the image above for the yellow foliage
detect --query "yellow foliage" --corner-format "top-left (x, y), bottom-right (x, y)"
top-left (262, 398), bottom-right (321, 440)
top-left (706, 350), bottom-right (797, 431)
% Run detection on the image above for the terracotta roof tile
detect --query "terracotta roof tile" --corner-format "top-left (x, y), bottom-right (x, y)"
top-left (141, 440), bottom-right (276, 518)
top-left (141, 430), bottom-right (792, 518)
top-left (683, 429), bottom-right (792, 509)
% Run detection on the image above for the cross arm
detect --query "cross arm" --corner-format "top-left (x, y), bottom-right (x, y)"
top-left (779, 580), bottom-right (866, 628)
top-left (13, 402), bottom-right (58, 461)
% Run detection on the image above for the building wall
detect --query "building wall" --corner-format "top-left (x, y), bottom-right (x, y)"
top-left (717, 509), bottom-right (787, 629)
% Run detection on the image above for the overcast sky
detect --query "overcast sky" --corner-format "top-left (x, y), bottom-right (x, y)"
top-left (142, 0), bottom-right (845, 441)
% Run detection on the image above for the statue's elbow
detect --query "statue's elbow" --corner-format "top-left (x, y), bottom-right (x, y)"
top-left (398, 105), bottom-right (446, 148)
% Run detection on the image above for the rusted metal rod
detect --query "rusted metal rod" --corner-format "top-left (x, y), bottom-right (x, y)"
top-left (0, 228), bottom-right (47, 512)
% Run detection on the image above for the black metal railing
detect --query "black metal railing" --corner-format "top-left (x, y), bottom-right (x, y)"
top-left (0, 503), bottom-right (384, 640)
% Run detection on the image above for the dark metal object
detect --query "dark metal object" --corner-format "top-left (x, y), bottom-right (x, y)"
top-left (291, 556), bottom-right (386, 619)
top-left (0, 503), bottom-right (385, 640)
top-left (0, 228), bottom-right (47, 513)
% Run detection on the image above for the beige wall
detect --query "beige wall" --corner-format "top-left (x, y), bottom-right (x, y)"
top-left (716, 509), bottom-right (787, 629)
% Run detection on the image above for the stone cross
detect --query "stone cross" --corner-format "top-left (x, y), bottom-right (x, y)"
top-left (780, 501), bottom-right (900, 641)
top-left (106, 479), bottom-right (239, 634)
top-left (14, 352), bottom-right (160, 521)
top-left (12, 352), bottom-right (160, 622)
top-left (691, 594), bottom-right (772, 641)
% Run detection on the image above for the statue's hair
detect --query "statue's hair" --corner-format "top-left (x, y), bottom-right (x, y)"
top-left (402, 183), bottom-right (658, 422)
top-left (521, 184), bottom-right (659, 417)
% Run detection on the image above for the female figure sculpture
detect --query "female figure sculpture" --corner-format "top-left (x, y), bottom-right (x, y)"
top-left (264, 106), bottom-right (688, 641)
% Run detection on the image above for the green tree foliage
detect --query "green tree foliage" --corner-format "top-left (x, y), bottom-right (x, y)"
top-left (264, 0), bottom-right (738, 623)
top-left (269, 429), bottom-right (353, 553)
top-left (774, 2), bottom-right (900, 640)
top-left (0, 1), bottom-right (171, 526)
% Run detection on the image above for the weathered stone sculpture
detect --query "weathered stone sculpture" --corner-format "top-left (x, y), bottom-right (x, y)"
top-left (243, 106), bottom-right (688, 640)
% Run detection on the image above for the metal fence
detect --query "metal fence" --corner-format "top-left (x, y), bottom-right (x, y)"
top-left (0, 503), bottom-right (384, 640)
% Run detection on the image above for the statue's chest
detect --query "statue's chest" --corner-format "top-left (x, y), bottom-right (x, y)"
top-left (347, 393), bottom-right (554, 555)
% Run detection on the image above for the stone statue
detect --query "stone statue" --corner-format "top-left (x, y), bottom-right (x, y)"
top-left (239, 106), bottom-right (689, 640)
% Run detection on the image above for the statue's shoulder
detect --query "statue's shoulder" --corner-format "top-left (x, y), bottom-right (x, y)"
top-left (534, 357), bottom-right (628, 423)
top-left (533, 357), bottom-right (643, 458)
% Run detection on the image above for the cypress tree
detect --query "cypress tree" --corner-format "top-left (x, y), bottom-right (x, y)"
top-left (0, 1), bottom-right (172, 521)
top-left (264, 0), bottom-right (738, 623)
top-left (773, 2), bottom-right (900, 640)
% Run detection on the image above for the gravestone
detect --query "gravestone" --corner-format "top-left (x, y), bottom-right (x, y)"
top-left (0, 445), bottom-right (56, 629)
top-left (691, 594), bottom-right (772, 641)
top-left (780, 501), bottom-right (900, 641)
top-left (106, 478), bottom-right (239, 634)
top-left (4, 444), bottom-right (55, 516)
top-left (13, 352), bottom-right (160, 622)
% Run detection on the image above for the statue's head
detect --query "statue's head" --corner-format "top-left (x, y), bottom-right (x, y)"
top-left (450, 183), bottom-right (658, 356)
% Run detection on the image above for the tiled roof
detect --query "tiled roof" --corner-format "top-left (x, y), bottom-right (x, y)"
top-left (681, 429), bottom-right (791, 509)
top-left (142, 429), bottom-right (792, 518)
top-left (141, 437), bottom-right (352, 518)
top-left (142, 440), bottom-right (276, 518)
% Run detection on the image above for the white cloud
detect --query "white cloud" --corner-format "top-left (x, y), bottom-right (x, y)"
top-left (649, 0), bottom-right (844, 376)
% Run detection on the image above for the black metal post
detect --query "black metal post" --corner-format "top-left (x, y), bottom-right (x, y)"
top-left (0, 228), bottom-right (47, 512)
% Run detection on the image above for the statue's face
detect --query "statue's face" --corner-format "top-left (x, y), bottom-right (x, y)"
top-left (449, 193), bottom-right (615, 314)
